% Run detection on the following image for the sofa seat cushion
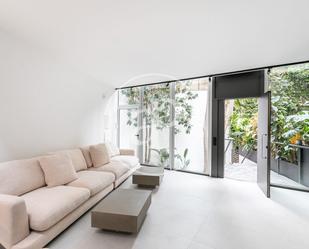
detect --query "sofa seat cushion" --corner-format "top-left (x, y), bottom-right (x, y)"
top-left (89, 161), bottom-right (129, 179)
top-left (111, 155), bottom-right (139, 169)
top-left (67, 171), bottom-right (115, 196)
top-left (22, 186), bottom-right (90, 231)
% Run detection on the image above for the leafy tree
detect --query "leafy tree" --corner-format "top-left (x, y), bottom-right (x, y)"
top-left (121, 81), bottom-right (197, 165)
top-left (270, 64), bottom-right (309, 162)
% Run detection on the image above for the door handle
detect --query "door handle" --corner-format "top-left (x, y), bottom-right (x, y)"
top-left (262, 134), bottom-right (268, 159)
top-left (212, 137), bottom-right (217, 146)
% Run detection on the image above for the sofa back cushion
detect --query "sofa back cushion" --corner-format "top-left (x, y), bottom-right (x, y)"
top-left (89, 144), bottom-right (110, 167)
top-left (49, 149), bottom-right (87, 172)
top-left (39, 154), bottom-right (78, 187)
top-left (0, 157), bottom-right (45, 196)
top-left (80, 146), bottom-right (93, 168)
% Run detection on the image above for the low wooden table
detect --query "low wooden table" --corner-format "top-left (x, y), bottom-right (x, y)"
top-left (91, 188), bottom-right (151, 233)
top-left (132, 166), bottom-right (164, 187)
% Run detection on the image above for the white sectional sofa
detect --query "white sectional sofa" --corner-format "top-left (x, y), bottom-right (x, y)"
top-left (0, 145), bottom-right (140, 249)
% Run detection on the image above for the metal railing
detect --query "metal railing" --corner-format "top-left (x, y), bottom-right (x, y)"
top-left (224, 138), bottom-right (257, 164)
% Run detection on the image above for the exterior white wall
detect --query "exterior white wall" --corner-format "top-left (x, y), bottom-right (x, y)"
top-left (0, 31), bottom-right (113, 162)
top-left (175, 91), bottom-right (207, 172)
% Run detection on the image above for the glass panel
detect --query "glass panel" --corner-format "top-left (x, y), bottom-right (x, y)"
top-left (119, 88), bottom-right (140, 106)
top-left (174, 78), bottom-right (208, 173)
top-left (119, 109), bottom-right (139, 155)
top-left (142, 84), bottom-right (170, 167)
top-left (270, 63), bottom-right (309, 190)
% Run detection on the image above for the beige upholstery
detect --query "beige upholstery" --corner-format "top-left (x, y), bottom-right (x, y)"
top-left (0, 158), bottom-right (45, 196)
top-left (0, 145), bottom-right (137, 249)
top-left (67, 171), bottom-right (115, 196)
top-left (49, 149), bottom-right (88, 171)
top-left (119, 149), bottom-right (135, 156)
top-left (0, 194), bottom-right (29, 249)
top-left (39, 154), bottom-right (78, 187)
top-left (114, 166), bottom-right (140, 188)
top-left (22, 186), bottom-right (90, 231)
top-left (90, 161), bottom-right (129, 179)
top-left (111, 155), bottom-right (139, 169)
top-left (89, 144), bottom-right (110, 167)
top-left (80, 146), bottom-right (93, 168)
top-left (12, 185), bottom-right (113, 249)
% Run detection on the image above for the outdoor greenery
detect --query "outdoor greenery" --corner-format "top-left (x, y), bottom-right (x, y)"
top-left (270, 64), bottom-right (309, 162)
top-left (229, 64), bottom-right (309, 163)
top-left (229, 98), bottom-right (258, 151)
top-left (175, 148), bottom-right (191, 169)
top-left (121, 81), bottom-right (197, 167)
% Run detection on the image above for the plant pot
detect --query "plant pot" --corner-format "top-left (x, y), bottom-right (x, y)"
top-left (232, 146), bottom-right (239, 164)
top-left (278, 159), bottom-right (299, 182)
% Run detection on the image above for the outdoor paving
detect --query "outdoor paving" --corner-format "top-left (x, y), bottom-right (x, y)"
top-left (225, 157), bottom-right (309, 190)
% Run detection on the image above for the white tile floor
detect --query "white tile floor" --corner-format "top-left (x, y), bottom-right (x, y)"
top-left (48, 171), bottom-right (309, 249)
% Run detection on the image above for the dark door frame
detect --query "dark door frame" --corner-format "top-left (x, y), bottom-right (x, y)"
top-left (211, 70), bottom-right (268, 177)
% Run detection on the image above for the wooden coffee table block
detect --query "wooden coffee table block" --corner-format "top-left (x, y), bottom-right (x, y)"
top-left (91, 188), bottom-right (151, 233)
top-left (133, 166), bottom-right (164, 187)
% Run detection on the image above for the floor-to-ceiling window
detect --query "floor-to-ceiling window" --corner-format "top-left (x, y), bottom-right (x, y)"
top-left (174, 78), bottom-right (209, 173)
top-left (269, 63), bottom-right (309, 190)
top-left (117, 79), bottom-right (210, 174)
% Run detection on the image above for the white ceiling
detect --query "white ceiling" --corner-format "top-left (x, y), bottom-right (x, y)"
top-left (0, 0), bottom-right (309, 88)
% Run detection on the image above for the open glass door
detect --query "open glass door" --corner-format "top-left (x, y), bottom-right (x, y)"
top-left (257, 92), bottom-right (271, 197)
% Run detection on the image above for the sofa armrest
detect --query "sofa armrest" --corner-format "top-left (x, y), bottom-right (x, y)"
top-left (0, 194), bottom-right (29, 249)
top-left (119, 149), bottom-right (135, 156)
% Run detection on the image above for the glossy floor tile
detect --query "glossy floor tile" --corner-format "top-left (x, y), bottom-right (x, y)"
top-left (48, 170), bottom-right (309, 249)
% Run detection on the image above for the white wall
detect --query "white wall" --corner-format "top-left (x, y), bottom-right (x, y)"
top-left (0, 0), bottom-right (308, 88)
top-left (0, 30), bottom-right (113, 162)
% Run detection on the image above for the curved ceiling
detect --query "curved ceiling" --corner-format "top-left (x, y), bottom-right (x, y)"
top-left (0, 0), bottom-right (309, 88)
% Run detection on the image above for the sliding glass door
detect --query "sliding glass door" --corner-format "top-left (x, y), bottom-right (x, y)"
top-left (174, 79), bottom-right (209, 173)
top-left (118, 79), bottom-right (210, 174)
